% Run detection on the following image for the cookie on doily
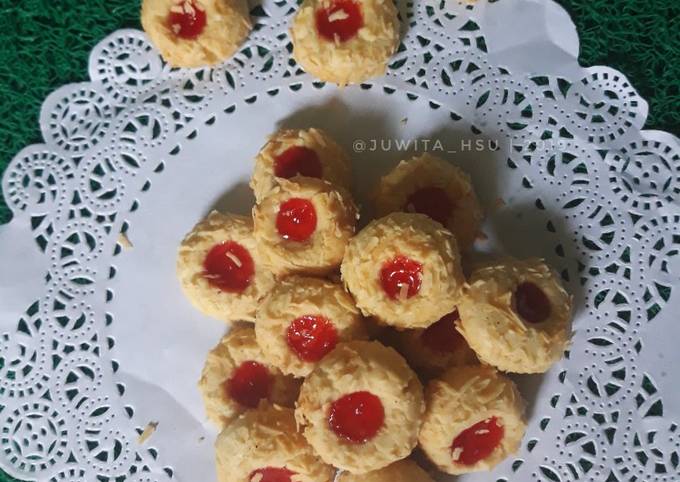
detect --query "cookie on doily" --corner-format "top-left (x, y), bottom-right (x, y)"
top-left (176, 211), bottom-right (275, 322)
top-left (290, 0), bottom-right (399, 85)
top-left (296, 341), bottom-right (424, 474)
top-left (253, 177), bottom-right (357, 276)
top-left (256, 275), bottom-right (368, 377)
top-left (341, 212), bottom-right (464, 329)
top-left (419, 365), bottom-right (526, 474)
top-left (198, 326), bottom-right (300, 427)
top-left (141, 0), bottom-right (251, 67)
top-left (457, 257), bottom-right (573, 373)
top-left (215, 405), bottom-right (335, 482)
top-left (251, 128), bottom-right (352, 203)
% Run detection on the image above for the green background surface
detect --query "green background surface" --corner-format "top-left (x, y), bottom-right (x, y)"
top-left (0, 0), bottom-right (678, 480)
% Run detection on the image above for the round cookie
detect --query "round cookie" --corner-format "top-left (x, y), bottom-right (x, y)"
top-left (215, 405), bottom-right (335, 482)
top-left (198, 326), bottom-right (300, 427)
top-left (457, 257), bottom-right (572, 373)
top-left (251, 128), bottom-right (352, 203)
top-left (290, 0), bottom-right (399, 85)
top-left (177, 211), bottom-right (275, 322)
top-left (419, 366), bottom-right (526, 474)
top-left (373, 153), bottom-right (483, 251)
top-left (336, 459), bottom-right (434, 482)
top-left (295, 341), bottom-right (424, 474)
top-left (253, 177), bottom-right (357, 276)
top-left (341, 212), bottom-right (464, 329)
top-left (256, 276), bottom-right (368, 377)
top-left (391, 310), bottom-right (477, 375)
top-left (141, 0), bottom-right (251, 68)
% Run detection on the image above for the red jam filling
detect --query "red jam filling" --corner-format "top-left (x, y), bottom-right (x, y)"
top-left (167, 0), bottom-right (207, 40)
top-left (421, 311), bottom-right (464, 353)
top-left (380, 255), bottom-right (423, 300)
top-left (315, 0), bottom-right (364, 42)
top-left (248, 467), bottom-right (296, 482)
top-left (405, 186), bottom-right (454, 225)
top-left (287, 315), bottom-right (338, 362)
top-left (514, 281), bottom-right (551, 323)
top-left (202, 241), bottom-right (254, 293)
top-left (276, 198), bottom-right (317, 242)
top-left (328, 391), bottom-right (384, 443)
top-left (274, 146), bottom-right (322, 180)
top-left (451, 417), bottom-right (504, 466)
top-left (225, 361), bottom-right (272, 408)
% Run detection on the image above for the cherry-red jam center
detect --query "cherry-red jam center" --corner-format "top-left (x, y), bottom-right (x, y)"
top-left (276, 198), bottom-right (317, 242)
top-left (380, 255), bottom-right (423, 300)
top-left (287, 315), bottom-right (338, 362)
top-left (405, 186), bottom-right (454, 225)
top-left (315, 0), bottom-right (364, 42)
top-left (167, 0), bottom-right (207, 39)
top-left (514, 281), bottom-right (551, 323)
top-left (421, 311), bottom-right (464, 353)
top-left (225, 361), bottom-right (272, 408)
top-left (248, 467), bottom-right (296, 482)
top-left (328, 391), bottom-right (384, 443)
top-left (451, 417), bottom-right (504, 466)
top-left (274, 146), bottom-right (323, 180)
top-left (203, 241), bottom-right (254, 293)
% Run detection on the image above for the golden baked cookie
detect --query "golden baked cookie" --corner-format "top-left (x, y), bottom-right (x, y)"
top-left (391, 310), bottom-right (477, 375)
top-left (251, 128), bottom-right (352, 203)
top-left (419, 366), bottom-right (526, 474)
top-left (295, 341), bottom-right (424, 474)
top-left (141, 0), bottom-right (251, 68)
top-left (341, 212), bottom-right (464, 329)
top-left (256, 276), bottom-right (368, 377)
top-left (290, 0), bottom-right (399, 85)
top-left (176, 211), bottom-right (275, 322)
top-left (336, 459), bottom-right (434, 482)
top-left (253, 177), bottom-right (357, 276)
top-left (373, 153), bottom-right (483, 251)
top-left (215, 405), bottom-right (335, 482)
top-left (198, 326), bottom-right (300, 427)
top-left (457, 257), bottom-right (573, 373)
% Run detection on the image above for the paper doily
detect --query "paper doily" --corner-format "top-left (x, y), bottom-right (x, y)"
top-left (1, 0), bottom-right (679, 481)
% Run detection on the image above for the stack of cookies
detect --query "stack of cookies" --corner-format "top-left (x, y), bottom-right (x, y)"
top-left (175, 128), bottom-right (573, 481)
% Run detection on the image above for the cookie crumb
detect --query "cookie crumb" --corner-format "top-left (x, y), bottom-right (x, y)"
top-left (118, 232), bottom-right (134, 249)
top-left (138, 421), bottom-right (158, 444)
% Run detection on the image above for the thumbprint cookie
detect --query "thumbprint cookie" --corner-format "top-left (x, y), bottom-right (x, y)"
top-left (176, 211), bottom-right (275, 322)
top-left (457, 258), bottom-right (572, 373)
top-left (341, 212), bottom-right (464, 329)
top-left (296, 341), bottom-right (424, 474)
top-left (336, 459), bottom-right (434, 482)
top-left (373, 153), bottom-right (483, 251)
top-left (256, 276), bottom-right (368, 377)
top-left (253, 177), bottom-right (357, 276)
top-left (290, 0), bottom-right (400, 85)
top-left (215, 405), bottom-right (335, 482)
top-left (198, 326), bottom-right (300, 427)
top-left (391, 310), bottom-right (477, 375)
top-left (251, 128), bottom-right (352, 203)
top-left (419, 366), bottom-right (526, 474)
top-left (141, 0), bottom-right (251, 67)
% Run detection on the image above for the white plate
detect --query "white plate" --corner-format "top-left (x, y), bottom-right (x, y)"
top-left (1, 0), bottom-right (680, 481)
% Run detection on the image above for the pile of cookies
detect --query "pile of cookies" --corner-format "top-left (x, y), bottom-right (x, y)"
top-left (176, 128), bottom-right (573, 481)
top-left (141, 0), bottom-right (400, 84)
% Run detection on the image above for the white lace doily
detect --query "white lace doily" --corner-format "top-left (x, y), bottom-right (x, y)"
top-left (1, 0), bottom-right (680, 480)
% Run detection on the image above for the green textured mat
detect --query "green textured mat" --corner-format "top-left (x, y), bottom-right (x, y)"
top-left (0, 1), bottom-right (678, 480)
